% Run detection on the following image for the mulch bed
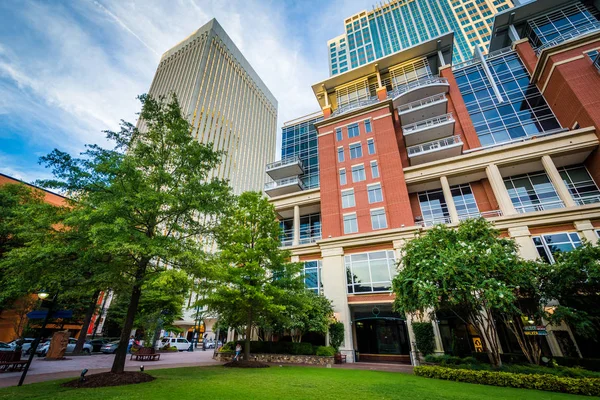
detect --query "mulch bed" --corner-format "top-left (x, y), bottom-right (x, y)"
top-left (61, 372), bottom-right (155, 388)
top-left (223, 360), bottom-right (270, 368)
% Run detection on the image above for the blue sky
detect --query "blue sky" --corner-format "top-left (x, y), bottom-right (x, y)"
top-left (0, 0), bottom-right (366, 182)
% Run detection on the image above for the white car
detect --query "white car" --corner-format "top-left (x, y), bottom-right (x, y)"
top-left (36, 338), bottom-right (93, 357)
top-left (7, 338), bottom-right (36, 354)
top-left (161, 337), bottom-right (190, 351)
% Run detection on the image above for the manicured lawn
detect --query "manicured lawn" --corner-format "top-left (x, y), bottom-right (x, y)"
top-left (0, 366), bottom-right (594, 399)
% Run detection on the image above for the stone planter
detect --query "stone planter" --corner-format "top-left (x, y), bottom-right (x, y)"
top-left (214, 352), bottom-right (334, 365)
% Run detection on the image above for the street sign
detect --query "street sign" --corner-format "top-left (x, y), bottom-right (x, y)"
top-left (472, 337), bottom-right (484, 352)
top-left (26, 310), bottom-right (73, 319)
top-left (523, 325), bottom-right (548, 336)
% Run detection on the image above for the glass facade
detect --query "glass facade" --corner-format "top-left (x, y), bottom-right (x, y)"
top-left (303, 261), bottom-right (322, 293)
top-left (558, 165), bottom-right (600, 206)
top-left (454, 50), bottom-right (561, 147)
top-left (504, 171), bottom-right (564, 213)
top-left (328, 0), bottom-right (514, 76)
top-left (533, 232), bottom-right (582, 264)
top-left (345, 250), bottom-right (396, 293)
top-left (452, 184), bottom-right (480, 220)
top-left (417, 189), bottom-right (451, 226)
top-left (280, 114), bottom-right (323, 189)
top-left (279, 213), bottom-right (322, 247)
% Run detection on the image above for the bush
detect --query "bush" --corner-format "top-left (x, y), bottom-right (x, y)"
top-left (219, 341), bottom-right (235, 352)
top-left (315, 346), bottom-right (336, 357)
top-left (415, 366), bottom-right (600, 396)
top-left (554, 357), bottom-right (600, 372)
top-left (424, 355), bottom-right (476, 366)
top-left (231, 341), bottom-right (315, 355)
top-left (329, 322), bottom-right (344, 352)
top-left (412, 322), bottom-right (435, 356)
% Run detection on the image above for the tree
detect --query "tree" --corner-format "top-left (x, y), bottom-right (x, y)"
top-left (392, 218), bottom-right (531, 367)
top-left (284, 291), bottom-right (334, 343)
top-left (199, 191), bottom-right (305, 361)
top-left (328, 322), bottom-right (344, 352)
top-left (38, 94), bottom-right (232, 373)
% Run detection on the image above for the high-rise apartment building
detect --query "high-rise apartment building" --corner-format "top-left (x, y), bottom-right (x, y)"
top-left (143, 19), bottom-right (278, 195)
top-left (268, 0), bottom-right (600, 363)
top-left (327, 0), bottom-right (514, 76)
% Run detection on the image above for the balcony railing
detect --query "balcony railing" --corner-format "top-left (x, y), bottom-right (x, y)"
top-left (514, 200), bottom-right (564, 214)
top-left (397, 93), bottom-right (446, 114)
top-left (575, 194), bottom-right (600, 206)
top-left (416, 216), bottom-right (452, 227)
top-left (387, 77), bottom-right (449, 99)
top-left (407, 135), bottom-right (462, 157)
top-left (264, 176), bottom-right (305, 191)
top-left (458, 210), bottom-right (503, 220)
top-left (403, 113), bottom-right (454, 134)
top-left (266, 156), bottom-right (303, 171)
top-left (535, 22), bottom-right (600, 55)
top-left (331, 96), bottom-right (379, 117)
top-left (299, 236), bottom-right (321, 245)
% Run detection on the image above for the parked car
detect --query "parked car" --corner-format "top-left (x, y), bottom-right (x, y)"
top-left (204, 341), bottom-right (215, 349)
top-left (100, 340), bottom-right (119, 354)
top-left (161, 337), bottom-right (190, 351)
top-left (88, 338), bottom-right (111, 352)
top-left (36, 338), bottom-right (92, 357)
top-left (8, 338), bottom-right (36, 354)
top-left (0, 342), bottom-right (13, 352)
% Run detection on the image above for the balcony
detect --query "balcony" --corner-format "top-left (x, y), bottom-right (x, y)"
top-left (298, 235), bottom-right (321, 245)
top-left (416, 216), bottom-right (452, 227)
top-left (265, 176), bottom-right (305, 197)
top-left (514, 200), bottom-right (564, 214)
top-left (535, 22), bottom-right (600, 55)
top-left (402, 113), bottom-right (455, 147)
top-left (397, 93), bottom-right (448, 125)
top-left (331, 96), bottom-right (379, 118)
top-left (575, 194), bottom-right (600, 206)
top-left (458, 210), bottom-right (503, 221)
top-left (266, 156), bottom-right (304, 180)
top-left (407, 135), bottom-right (463, 165)
top-left (387, 77), bottom-right (449, 108)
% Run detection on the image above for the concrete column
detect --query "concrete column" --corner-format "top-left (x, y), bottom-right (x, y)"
top-left (508, 24), bottom-right (520, 43)
top-left (485, 164), bottom-right (517, 215)
top-left (475, 46), bottom-right (504, 103)
top-left (440, 176), bottom-right (459, 224)
top-left (292, 205), bottom-right (300, 246)
top-left (508, 226), bottom-right (539, 260)
top-left (574, 220), bottom-right (599, 244)
top-left (541, 155), bottom-right (576, 208)
top-left (321, 247), bottom-right (354, 362)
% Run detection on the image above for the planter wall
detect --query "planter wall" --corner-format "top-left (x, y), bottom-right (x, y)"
top-left (214, 352), bottom-right (334, 365)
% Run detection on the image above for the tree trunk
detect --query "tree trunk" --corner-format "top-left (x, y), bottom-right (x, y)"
top-left (244, 309), bottom-right (252, 361)
top-left (470, 308), bottom-right (502, 368)
top-left (111, 263), bottom-right (146, 373)
top-left (73, 290), bottom-right (100, 355)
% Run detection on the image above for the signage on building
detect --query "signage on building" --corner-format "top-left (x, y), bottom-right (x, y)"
top-left (524, 326), bottom-right (548, 336)
top-left (472, 337), bottom-right (483, 352)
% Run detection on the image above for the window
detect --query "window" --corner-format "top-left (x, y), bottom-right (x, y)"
top-left (299, 213), bottom-right (321, 244)
top-left (303, 261), bottom-right (322, 294)
top-left (279, 219), bottom-right (294, 246)
top-left (336, 128), bottom-right (343, 141)
top-left (370, 161), bottom-right (379, 178)
top-left (367, 138), bottom-right (375, 154)
top-left (352, 165), bottom-right (366, 182)
top-left (368, 183), bottom-right (383, 203)
top-left (451, 184), bottom-right (480, 220)
top-left (418, 189), bottom-right (450, 226)
top-left (533, 232), bottom-right (582, 264)
top-left (558, 165), bottom-right (600, 205)
top-left (371, 209), bottom-right (387, 230)
top-left (339, 169), bottom-right (347, 185)
top-left (342, 189), bottom-right (355, 208)
top-left (364, 119), bottom-right (372, 133)
top-left (343, 213), bottom-right (358, 234)
top-left (345, 250), bottom-right (396, 293)
top-left (337, 147), bottom-right (344, 162)
top-left (348, 124), bottom-right (360, 138)
top-left (349, 143), bottom-right (363, 159)
top-left (504, 171), bottom-right (563, 213)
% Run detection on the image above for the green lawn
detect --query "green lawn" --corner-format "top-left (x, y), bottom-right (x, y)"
top-left (0, 366), bottom-right (595, 400)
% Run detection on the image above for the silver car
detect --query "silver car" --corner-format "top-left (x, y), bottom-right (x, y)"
top-left (100, 340), bottom-right (119, 354)
top-left (0, 342), bottom-right (13, 352)
top-left (36, 338), bottom-right (92, 357)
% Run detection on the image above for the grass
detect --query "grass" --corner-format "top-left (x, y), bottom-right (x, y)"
top-left (0, 365), bottom-right (595, 400)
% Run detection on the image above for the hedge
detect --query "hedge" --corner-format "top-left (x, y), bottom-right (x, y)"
top-left (224, 341), bottom-right (316, 355)
top-left (414, 366), bottom-right (600, 396)
top-left (315, 346), bottom-right (336, 356)
top-left (412, 322), bottom-right (435, 356)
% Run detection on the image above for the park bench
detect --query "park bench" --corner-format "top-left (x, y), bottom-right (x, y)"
top-left (334, 354), bottom-right (346, 364)
top-left (0, 351), bottom-right (27, 372)
top-left (130, 347), bottom-right (160, 362)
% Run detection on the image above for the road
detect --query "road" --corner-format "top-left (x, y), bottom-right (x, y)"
top-left (0, 349), bottom-right (221, 387)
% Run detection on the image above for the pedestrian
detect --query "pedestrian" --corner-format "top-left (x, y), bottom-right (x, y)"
top-left (234, 343), bottom-right (242, 361)
top-left (127, 336), bottom-right (135, 354)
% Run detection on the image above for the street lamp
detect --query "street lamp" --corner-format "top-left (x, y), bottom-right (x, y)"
top-left (18, 290), bottom-right (58, 387)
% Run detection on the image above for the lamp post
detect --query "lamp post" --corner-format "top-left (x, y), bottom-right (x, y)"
top-left (18, 290), bottom-right (57, 387)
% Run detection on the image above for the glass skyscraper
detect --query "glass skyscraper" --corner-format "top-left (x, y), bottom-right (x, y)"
top-left (328, 0), bottom-right (514, 76)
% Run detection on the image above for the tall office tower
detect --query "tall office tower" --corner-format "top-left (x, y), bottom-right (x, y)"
top-left (327, 0), bottom-right (514, 76)
top-left (267, 0), bottom-right (600, 363)
top-left (144, 19), bottom-right (278, 194)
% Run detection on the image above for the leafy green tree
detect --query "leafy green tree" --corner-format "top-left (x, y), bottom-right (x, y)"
top-left (284, 291), bottom-right (333, 343)
top-left (199, 191), bottom-right (305, 361)
top-left (328, 322), bottom-right (344, 352)
top-left (392, 218), bottom-right (531, 367)
top-left (38, 94), bottom-right (231, 373)
top-left (411, 322), bottom-right (436, 357)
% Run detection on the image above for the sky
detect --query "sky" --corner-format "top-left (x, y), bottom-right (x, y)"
top-left (0, 0), bottom-right (368, 183)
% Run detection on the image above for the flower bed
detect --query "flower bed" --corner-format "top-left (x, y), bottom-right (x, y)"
top-left (214, 352), bottom-right (334, 365)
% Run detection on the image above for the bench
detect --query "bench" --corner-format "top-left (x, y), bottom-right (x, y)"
top-left (130, 347), bottom-right (160, 361)
top-left (334, 353), bottom-right (347, 364)
top-left (0, 351), bottom-right (27, 372)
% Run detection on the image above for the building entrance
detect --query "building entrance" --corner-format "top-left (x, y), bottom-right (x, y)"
top-left (353, 307), bottom-right (410, 363)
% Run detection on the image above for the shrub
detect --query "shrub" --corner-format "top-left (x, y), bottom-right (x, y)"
top-left (412, 322), bottom-right (435, 356)
top-left (231, 341), bottom-right (315, 355)
top-left (554, 357), bottom-right (600, 372)
top-left (329, 322), bottom-right (344, 352)
top-left (315, 346), bottom-right (336, 357)
top-left (414, 366), bottom-right (600, 396)
top-left (219, 341), bottom-right (235, 352)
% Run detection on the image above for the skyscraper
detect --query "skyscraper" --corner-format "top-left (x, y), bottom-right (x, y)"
top-left (143, 19), bottom-right (278, 194)
top-left (327, 0), bottom-right (514, 76)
